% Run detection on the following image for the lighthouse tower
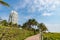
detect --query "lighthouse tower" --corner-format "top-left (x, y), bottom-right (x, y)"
top-left (8, 10), bottom-right (18, 24)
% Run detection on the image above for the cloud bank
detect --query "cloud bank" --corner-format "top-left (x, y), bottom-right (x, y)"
top-left (14, 0), bottom-right (60, 12)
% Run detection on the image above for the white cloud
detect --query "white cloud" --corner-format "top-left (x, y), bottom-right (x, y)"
top-left (42, 12), bottom-right (53, 16)
top-left (50, 5), bottom-right (56, 10)
top-left (14, 0), bottom-right (60, 12)
top-left (55, 0), bottom-right (60, 5)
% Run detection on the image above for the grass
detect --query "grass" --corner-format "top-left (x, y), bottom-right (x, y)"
top-left (43, 32), bottom-right (60, 40)
top-left (0, 25), bottom-right (60, 40)
top-left (0, 26), bottom-right (34, 40)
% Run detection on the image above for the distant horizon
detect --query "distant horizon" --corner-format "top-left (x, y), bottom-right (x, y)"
top-left (0, 0), bottom-right (60, 32)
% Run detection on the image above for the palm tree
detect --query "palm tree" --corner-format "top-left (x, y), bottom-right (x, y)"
top-left (38, 23), bottom-right (48, 32)
top-left (22, 19), bottom-right (38, 34)
top-left (27, 19), bottom-right (38, 34)
top-left (0, 0), bottom-right (9, 7)
top-left (28, 19), bottom-right (38, 27)
top-left (38, 23), bottom-right (48, 40)
top-left (22, 19), bottom-right (37, 29)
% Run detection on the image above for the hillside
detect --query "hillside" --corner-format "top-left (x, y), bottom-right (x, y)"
top-left (0, 26), bottom-right (34, 40)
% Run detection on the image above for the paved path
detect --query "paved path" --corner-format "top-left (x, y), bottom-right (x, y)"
top-left (25, 34), bottom-right (40, 40)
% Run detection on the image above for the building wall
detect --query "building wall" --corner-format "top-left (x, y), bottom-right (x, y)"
top-left (8, 10), bottom-right (18, 24)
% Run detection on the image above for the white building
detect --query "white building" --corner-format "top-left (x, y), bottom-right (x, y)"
top-left (8, 10), bottom-right (18, 24)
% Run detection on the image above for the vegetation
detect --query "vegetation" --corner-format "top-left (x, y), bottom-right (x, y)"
top-left (43, 32), bottom-right (60, 40)
top-left (38, 23), bottom-right (48, 40)
top-left (0, 26), bottom-right (34, 40)
top-left (0, 0), bottom-right (60, 40)
top-left (0, 19), bottom-right (48, 40)
top-left (38, 23), bottom-right (48, 32)
top-left (22, 19), bottom-right (38, 30)
top-left (0, 0), bottom-right (9, 7)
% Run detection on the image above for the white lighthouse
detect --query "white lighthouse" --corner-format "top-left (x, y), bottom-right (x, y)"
top-left (8, 10), bottom-right (18, 24)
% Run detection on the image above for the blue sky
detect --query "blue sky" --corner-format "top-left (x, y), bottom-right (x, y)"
top-left (0, 0), bottom-right (60, 32)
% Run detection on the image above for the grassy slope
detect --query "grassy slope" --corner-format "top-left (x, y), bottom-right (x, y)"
top-left (0, 26), bottom-right (34, 40)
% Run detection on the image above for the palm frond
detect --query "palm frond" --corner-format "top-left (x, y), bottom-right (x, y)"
top-left (0, 1), bottom-right (9, 7)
